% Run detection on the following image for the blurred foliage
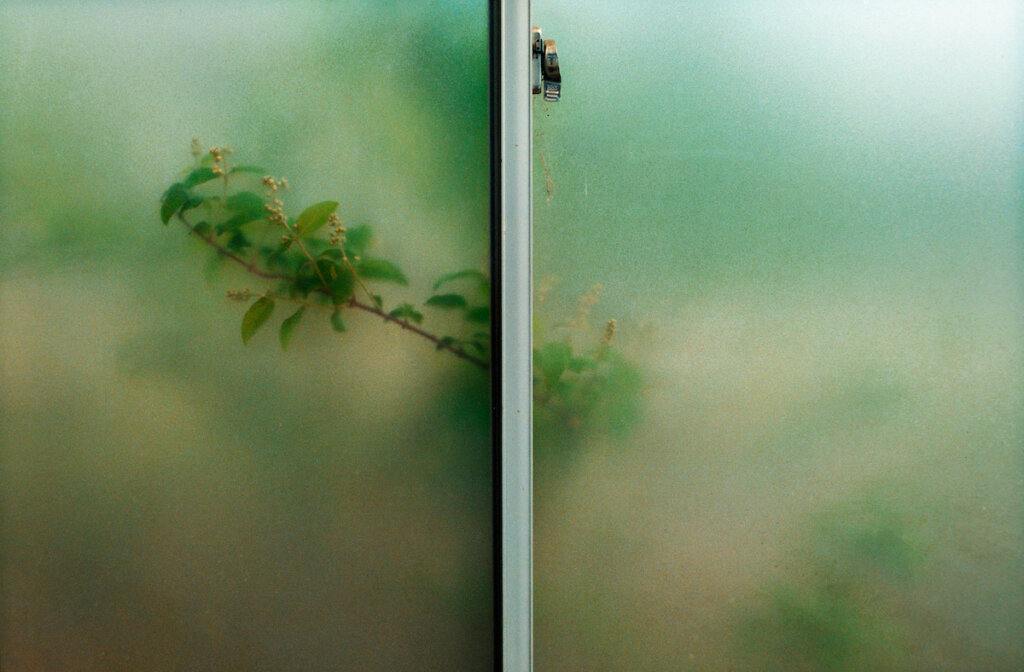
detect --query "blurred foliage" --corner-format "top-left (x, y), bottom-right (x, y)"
top-left (160, 144), bottom-right (490, 367)
top-left (160, 145), bottom-right (644, 451)
top-left (736, 492), bottom-right (924, 671)
top-left (1, 7), bottom-right (497, 668)
top-left (532, 283), bottom-right (645, 470)
top-left (534, 345), bottom-right (643, 436)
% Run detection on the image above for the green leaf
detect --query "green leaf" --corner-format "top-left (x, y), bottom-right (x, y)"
top-left (465, 306), bottom-right (490, 324)
top-left (181, 195), bottom-right (206, 213)
top-left (329, 267), bottom-right (355, 305)
top-left (225, 191), bottom-right (265, 218)
top-left (279, 306), bottom-right (305, 349)
top-left (229, 165), bottom-right (267, 175)
top-left (241, 297), bottom-right (274, 344)
top-left (216, 214), bottom-right (267, 235)
top-left (344, 225), bottom-right (373, 255)
top-left (292, 259), bottom-right (336, 297)
top-left (433, 269), bottom-right (489, 293)
top-left (330, 310), bottom-right (347, 332)
top-left (295, 200), bottom-right (339, 238)
top-left (215, 193), bottom-right (266, 235)
top-left (184, 167), bottom-right (218, 188)
top-left (263, 240), bottom-right (291, 265)
top-left (160, 183), bottom-right (188, 224)
top-left (356, 258), bottom-right (408, 285)
top-left (535, 342), bottom-right (572, 387)
top-left (226, 232), bottom-right (250, 251)
top-left (191, 221), bottom-right (211, 236)
top-left (425, 294), bottom-right (467, 309)
top-left (389, 303), bottom-right (424, 324)
top-left (317, 248), bottom-right (344, 261)
top-left (303, 238), bottom-right (331, 257)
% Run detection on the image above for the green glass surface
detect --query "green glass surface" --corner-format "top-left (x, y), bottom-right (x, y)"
top-left (0, 3), bottom-right (493, 670)
top-left (532, 3), bottom-right (1023, 670)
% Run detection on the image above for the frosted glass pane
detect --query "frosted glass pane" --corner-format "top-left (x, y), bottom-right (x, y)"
top-left (0, 3), bottom-right (493, 670)
top-left (532, 3), bottom-right (1023, 670)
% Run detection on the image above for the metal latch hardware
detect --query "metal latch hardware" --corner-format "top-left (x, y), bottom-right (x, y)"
top-left (532, 27), bottom-right (561, 102)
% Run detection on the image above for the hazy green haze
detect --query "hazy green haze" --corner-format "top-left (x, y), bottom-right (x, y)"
top-left (2, 3), bottom-right (492, 670)
top-left (532, 2), bottom-right (1023, 670)
top-left (2, 1), bottom-right (1022, 671)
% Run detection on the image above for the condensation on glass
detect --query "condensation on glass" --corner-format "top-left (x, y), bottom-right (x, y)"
top-left (0, 3), bottom-right (494, 670)
top-left (531, 2), bottom-right (1023, 671)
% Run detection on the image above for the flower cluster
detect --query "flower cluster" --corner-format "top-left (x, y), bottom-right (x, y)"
top-left (209, 145), bottom-right (232, 176)
top-left (261, 175), bottom-right (289, 192)
top-left (602, 318), bottom-right (618, 346)
top-left (328, 213), bottom-right (361, 262)
top-left (226, 287), bottom-right (252, 302)
top-left (327, 212), bottom-right (346, 246)
top-left (263, 197), bottom-right (287, 228)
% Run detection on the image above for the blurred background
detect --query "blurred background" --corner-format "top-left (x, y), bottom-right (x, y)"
top-left (3, 2), bottom-right (1023, 671)
top-left (1, 3), bottom-right (493, 670)
top-left (532, 1), bottom-right (1023, 670)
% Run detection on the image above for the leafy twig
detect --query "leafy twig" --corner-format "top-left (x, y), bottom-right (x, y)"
top-left (177, 213), bottom-right (488, 369)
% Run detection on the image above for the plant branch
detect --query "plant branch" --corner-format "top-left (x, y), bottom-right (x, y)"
top-left (178, 214), bottom-right (489, 370)
top-left (344, 296), bottom-right (488, 369)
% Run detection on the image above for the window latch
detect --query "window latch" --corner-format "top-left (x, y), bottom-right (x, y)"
top-left (532, 27), bottom-right (561, 102)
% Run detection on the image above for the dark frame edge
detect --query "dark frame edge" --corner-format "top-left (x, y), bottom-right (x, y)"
top-left (489, 0), bottom-right (504, 669)
top-left (491, 1), bottom-right (533, 671)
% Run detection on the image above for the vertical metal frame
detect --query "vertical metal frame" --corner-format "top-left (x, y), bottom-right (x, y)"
top-left (491, 0), bottom-right (532, 670)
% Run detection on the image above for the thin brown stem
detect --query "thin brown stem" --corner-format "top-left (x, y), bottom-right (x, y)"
top-left (345, 297), bottom-right (488, 368)
top-left (179, 214), bottom-right (292, 282)
top-left (343, 254), bottom-right (383, 311)
top-left (178, 213), bottom-right (489, 370)
top-left (290, 234), bottom-right (331, 291)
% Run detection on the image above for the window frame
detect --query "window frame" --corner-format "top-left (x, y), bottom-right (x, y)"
top-left (492, 1), bottom-right (534, 671)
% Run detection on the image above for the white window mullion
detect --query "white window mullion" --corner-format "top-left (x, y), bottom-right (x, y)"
top-left (497, 1), bottom-right (533, 670)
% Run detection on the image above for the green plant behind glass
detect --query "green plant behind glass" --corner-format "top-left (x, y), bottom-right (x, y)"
top-left (160, 141), bottom-right (643, 436)
top-left (736, 493), bottom-right (925, 671)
